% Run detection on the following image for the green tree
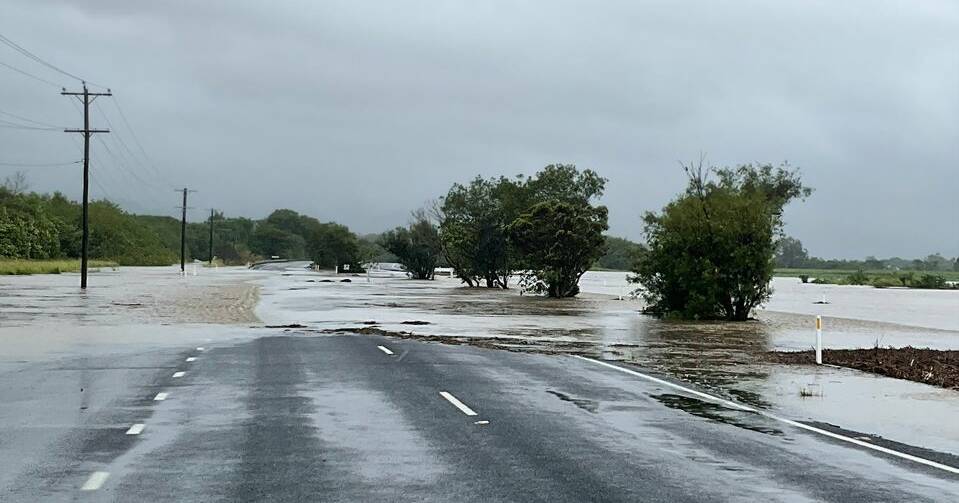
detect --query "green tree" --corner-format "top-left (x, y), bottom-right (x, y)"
top-left (250, 223), bottom-right (306, 259)
top-left (774, 236), bottom-right (808, 268)
top-left (509, 201), bottom-right (608, 298)
top-left (632, 162), bottom-right (811, 320)
top-left (439, 176), bottom-right (517, 288)
top-left (382, 212), bottom-right (442, 280)
top-left (307, 221), bottom-right (361, 270)
top-left (596, 236), bottom-right (644, 271)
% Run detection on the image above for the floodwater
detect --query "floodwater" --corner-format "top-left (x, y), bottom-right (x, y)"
top-left (257, 264), bottom-right (959, 456)
top-left (2, 263), bottom-right (958, 457)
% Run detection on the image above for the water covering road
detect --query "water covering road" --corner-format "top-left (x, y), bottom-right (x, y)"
top-left (1, 265), bottom-right (958, 500)
top-left (2, 333), bottom-right (957, 501)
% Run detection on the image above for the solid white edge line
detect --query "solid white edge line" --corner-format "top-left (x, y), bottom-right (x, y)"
top-left (196, 347), bottom-right (205, 351)
top-left (573, 355), bottom-right (959, 475)
top-left (80, 471), bottom-right (109, 491)
top-left (153, 392), bottom-right (168, 401)
top-left (439, 391), bottom-right (478, 416)
top-left (172, 371), bottom-right (185, 378)
top-left (125, 423), bottom-right (145, 435)
top-left (377, 345), bottom-right (394, 355)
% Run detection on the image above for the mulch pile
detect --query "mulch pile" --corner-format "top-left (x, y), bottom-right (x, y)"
top-left (768, 347), bottom-right (959, 390)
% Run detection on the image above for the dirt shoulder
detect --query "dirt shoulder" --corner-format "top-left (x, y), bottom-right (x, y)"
top-left (768, 347), bottom-right (959, 390)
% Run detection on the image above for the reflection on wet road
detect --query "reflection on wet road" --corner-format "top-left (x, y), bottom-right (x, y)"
top-left (3, 334), bottom-right (956, 501)
top-left (2, 265), bottom-right (958, 500)
top-left (257, 268), bottom-right (959, 457)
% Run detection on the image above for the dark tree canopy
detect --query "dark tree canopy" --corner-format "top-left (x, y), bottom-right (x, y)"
top-left (509, 201), bottom-right (608, 298)
top-left (382, 212), bottom-right (442, 280)
top-left (437, 164), bottom-right (608, 296)
top-left (775, 236), bottom-right (808, 268)
top-left (439, 176), bottom-right (519, 288)
top-left (632, 163), bottom-right (811, 320)
top-left (596, 236), bottom-right (645, 271)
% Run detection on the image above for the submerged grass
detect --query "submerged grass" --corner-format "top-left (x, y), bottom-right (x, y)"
top-left (774, 268), bottom-right (959, 282)
top-left (0, 259), bottom-right (119, 275)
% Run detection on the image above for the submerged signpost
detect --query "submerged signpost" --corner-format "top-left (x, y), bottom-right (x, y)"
top-left (816, 315), bottom-right (823, 364)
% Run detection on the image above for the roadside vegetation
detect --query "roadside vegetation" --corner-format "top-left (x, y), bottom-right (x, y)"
top-left (382, 211), bottom-right (443, 280)
top-left (773, 237), bottom-right (959, 289)
top-left (769, 347), bottom-right (959, 391)
top-left (0, 174), bottom-right (367, 272)
top-left (0, 259), bottom-right (118, 275)
top-left (433, 164), bottom-right (608, 297)
top-left (630, 162), bottom-right (811, 321)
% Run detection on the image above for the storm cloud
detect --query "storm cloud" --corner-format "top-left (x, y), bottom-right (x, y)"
top-left (1, 0), bottom-right (956, 258)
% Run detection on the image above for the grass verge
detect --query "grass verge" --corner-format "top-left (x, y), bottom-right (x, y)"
top-left (0, 259), bottom-right (119, 275)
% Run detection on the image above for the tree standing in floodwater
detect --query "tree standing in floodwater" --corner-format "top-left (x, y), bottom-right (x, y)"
top-left (632, 162), bottom-right (811, 321)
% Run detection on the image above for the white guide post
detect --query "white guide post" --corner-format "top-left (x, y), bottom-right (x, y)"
top-left (815, 315), bottom-right (823, 365)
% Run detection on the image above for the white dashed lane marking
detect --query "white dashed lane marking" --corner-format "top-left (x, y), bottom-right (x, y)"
top-left (172, 371), bottom-right (185, 378)
top-left (153, 392), bottom-right (168, 401)
top-left (125, 423), bottom-right (145, 435)
top-left (80, 471), bottom-right (109, 491)
top-left (377, 345), bottom-right (394, 355)
top-left (439, 391), bottom-right (478, 416)
top-left (185, 357), bottom-right (196, 362)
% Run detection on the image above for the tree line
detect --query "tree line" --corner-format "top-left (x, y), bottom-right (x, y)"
top-left (24, 161), bottom-right (955, 322)
top-left (381, 165), bottom-right (610, 297)
top-left (775, 236), bottom-right (959, 272)
top-left (382, 162), bottom-right (815, 322)
top-left (0, 177), bottom-right (384, 268)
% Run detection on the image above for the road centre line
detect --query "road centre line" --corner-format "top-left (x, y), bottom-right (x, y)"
top-left (172, 371), bottom-right (185, 378)
top-left (573, 355), bottom-right (959, 475)
top-left (153, 392), bottom-right (168, 401)
top-left (377, 345), bottom-right (394, 355)
top-left (439, 391), bottom-right (478, 416)
top-left (80, 471), bottom-right (109, 491)
top-left (125, 423), bottom-right (145, 435)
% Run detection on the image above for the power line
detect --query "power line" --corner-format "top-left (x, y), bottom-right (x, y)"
top-left (0, 108), bottom-right (63, 128)
top-left (0, 59), bottom-right (61, 88)
top-left (0, 119), bottom-right (60, 131)
top-left (110, 96), bottom-right (162, 178)
top-left (94, 101), bottom-right (167, 186)
top-left (0, 159), bottom-right (80, 167)
top-left (0, 31), bottom-right (104, 88)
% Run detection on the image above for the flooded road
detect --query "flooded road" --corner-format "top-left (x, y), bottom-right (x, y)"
top-left (1, 264), bottom-right (958, 499)
top-left (257, 265), bottom-right (959, 457)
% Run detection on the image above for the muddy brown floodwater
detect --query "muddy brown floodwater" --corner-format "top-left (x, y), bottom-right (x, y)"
top-left (257, 265), bottom-right (959, 456)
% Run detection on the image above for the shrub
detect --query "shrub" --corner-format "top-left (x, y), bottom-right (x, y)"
top-left (914, 274), bottom-right (947, 289)
top-left (845, 269), bottom-right (870, 285)
top-left (870, 275), bottom-right (901, 288)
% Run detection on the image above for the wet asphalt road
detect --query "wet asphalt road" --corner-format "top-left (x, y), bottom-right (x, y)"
top-left (1, 333), bottom-right (957, 502)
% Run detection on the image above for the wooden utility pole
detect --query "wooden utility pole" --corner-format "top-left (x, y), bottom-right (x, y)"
top-left (208, 208), bottom-right (215, 265)
top-left (63, 83), bottom-right (111, 289)
top-left (176, 188), bottom-right (195, 274)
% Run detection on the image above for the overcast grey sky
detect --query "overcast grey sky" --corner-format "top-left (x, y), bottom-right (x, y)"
top-left (1, 0), bottom-right (956, 258)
